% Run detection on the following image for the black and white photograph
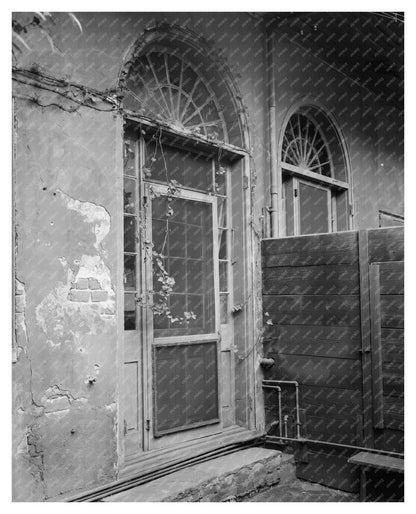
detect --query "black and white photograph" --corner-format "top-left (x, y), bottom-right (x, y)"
top-left (8, 3), bottom-right (408, 504)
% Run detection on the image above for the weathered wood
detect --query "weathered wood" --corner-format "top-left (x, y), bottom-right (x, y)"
top-left (296, 448), bottom-right (360, 492)
top-left (262, 231), bottom-right (358, 256)
top-left (383, 373), bottom-right (404, 396)
top-left (383, 397), bottom-right (404, 431)
top-left (381, 327), bottom-right (404, 345)
top-left (367, 227), bottom-right (404, 263)
top-left (264, 324), bottom-right (360, 359)
top-left (358, 230), bottom-right (374, 447)
top-left (271, 353), bottom-right (362, 389)
top-left (263, 294), bottom-right (361, 327)
top-left (382, 342), bottom-right (404, 365)
top-left (380, 295), bottom-right (404, 328)
top-left (300, 384), bottom-right (362, 408)
top-left (347, 452), bottom-right (404, 472)
top-left (379, 261), bottom-right (404, 295)
top-left (262, 264), bottom-right (359, 295)
top-left (264, 338), bottom-right (359, 360)
top-left (263, 249), bottom-right (358, 268)
top-left (374, 428), bottom-right (404, 453)
top-left (369, 265), bottom-right (384, 429)
top-left (305, 415), bottom-right (360, 443)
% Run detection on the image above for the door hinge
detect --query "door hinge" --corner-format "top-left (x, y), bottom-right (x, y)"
top-left (145, 419), bottom-right (151, 431)
top-left (123, 419), bottom-right (128, 436)
top-left (294, 188), bottom-right (298, 198)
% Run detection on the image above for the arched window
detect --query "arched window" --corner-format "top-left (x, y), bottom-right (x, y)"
top-left (123, 50), bottom-right (226, 140)
top-left (281, 106), bottom-right (350, 236)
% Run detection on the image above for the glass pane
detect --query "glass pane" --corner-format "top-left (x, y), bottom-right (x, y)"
top-left (219, 260), bottom-right (228, 292)
top-left (152, 197), bottom-right (214, 336)
top-left (124, 255), bottom-right (136, 290)
top-left (218, 229), bottom-right (227, 260)
top-left (169, 257), bottom-right (186, 293)
top-left (284, 178), bottom-right (294, 236)
top-left (124, 293), bottom-right (136, 330)
top-left (124, 177), bottom-right (136, 214)
top-left (145, 141), bottom-right (212, 191)
top-left (124, 216), bottom-right (136, 252)
top-left (124, 140), bottom-right (136, 177)
top-left (220, 293), bottom-right (229, 324)
top-left (217, 197), bottom-right (227, 228)
top-left (215, 166), bottom-right (227, 196)
top-left (299, 182), bottom-right (329, 235)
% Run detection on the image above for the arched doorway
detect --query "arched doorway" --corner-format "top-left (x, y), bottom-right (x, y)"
top-left (118, 28), bottom-right (255, 470)
top-left (280, 105), bottom-right (351, 236)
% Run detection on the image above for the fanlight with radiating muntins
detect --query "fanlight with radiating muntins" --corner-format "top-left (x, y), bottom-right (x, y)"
top-left (123, 51), bottom-right (225, 140)
top-left (282, 113), bottom-right (332, 177)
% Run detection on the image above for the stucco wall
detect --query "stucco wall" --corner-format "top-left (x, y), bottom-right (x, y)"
top-left (12, 93), bottom-right (122, 500)
top-left (272, 32), bottom-right (404, 229)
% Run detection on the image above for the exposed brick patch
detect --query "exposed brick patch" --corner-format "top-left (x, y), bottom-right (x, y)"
top-left (69, 290), bottom-right (90, 302)
top-left (75, 278), bottom-right (89, 290)
top-left (91, 290), bottom-right (108, 302)
top-left (88, 278), bottom-right (102, 290)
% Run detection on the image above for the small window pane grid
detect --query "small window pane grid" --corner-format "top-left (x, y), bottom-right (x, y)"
top-left (282, 113), bottom-right (332, 177)
top-left (123, 134), bottom-right (232, 332)
top-left (151, 196), bottom-right (215, 337)
top-left (124, 139), bottom-right (138, 330)
top-left (216, 163), bottom-right (230, 325)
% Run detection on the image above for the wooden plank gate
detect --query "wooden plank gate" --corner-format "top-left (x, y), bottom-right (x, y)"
top-left (262, 227), bottom-right (404, 494)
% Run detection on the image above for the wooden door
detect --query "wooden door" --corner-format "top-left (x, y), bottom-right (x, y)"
top-left (370, 261), bottom-right (404, 452)
top-left (143, 184), bottom-right (223, 450)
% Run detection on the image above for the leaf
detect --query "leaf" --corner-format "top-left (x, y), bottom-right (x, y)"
top-left (12, 32), bottom-right (31, 51)
top-left (68, 13), bottom-right (83, 33)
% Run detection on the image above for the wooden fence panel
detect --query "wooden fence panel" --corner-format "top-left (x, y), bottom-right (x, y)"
top-left (262, 227), bottom-right (404, 490)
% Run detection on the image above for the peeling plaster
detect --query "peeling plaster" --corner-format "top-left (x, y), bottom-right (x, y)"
top-left (57, 189), bottom-right (111, 251)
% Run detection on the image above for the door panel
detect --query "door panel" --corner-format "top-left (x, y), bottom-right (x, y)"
top-left (153, 341), bottom-right (219, 436)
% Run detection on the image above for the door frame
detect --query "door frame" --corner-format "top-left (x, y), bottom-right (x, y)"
top-left (117, 117), bottom-right (257, 471)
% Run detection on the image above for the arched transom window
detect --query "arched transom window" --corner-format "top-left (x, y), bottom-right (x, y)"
top-left (123, 51), bottom-right (226, 140)
top-left (282, 113), bottom-right (332, 177)
top-left (281, 106), bottom-right (350, 236)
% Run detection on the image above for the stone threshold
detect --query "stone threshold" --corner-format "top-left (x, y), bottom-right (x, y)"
top-left (102, 448), bottom-right (296, 502)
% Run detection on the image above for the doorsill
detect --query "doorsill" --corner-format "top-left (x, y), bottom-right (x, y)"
top-left (119, 426), bottom-right (261, 479)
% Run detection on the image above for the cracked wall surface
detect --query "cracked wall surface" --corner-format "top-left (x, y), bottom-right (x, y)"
top-left (12, 11), bottom-right (403, 502)
top-left (12, 96), bottom-right (120, 501)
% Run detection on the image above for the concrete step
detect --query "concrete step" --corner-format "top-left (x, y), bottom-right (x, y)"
top-left (103, 448), bottom-right (296, 502)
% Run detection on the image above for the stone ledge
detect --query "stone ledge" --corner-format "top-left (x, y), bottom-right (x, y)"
top-left (104, 448), bottom-right (291, 502)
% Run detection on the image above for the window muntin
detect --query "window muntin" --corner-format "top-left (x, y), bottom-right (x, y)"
top-left (151, 195), bottom-right (215, 337)
top-left (123, 139), bottom-right (138, 330)
top-left (282, 113), bottom-right (332, 177)
top-left (124, 51), bottom-right (225, 140)
top-left (144, 139), bottom-right (213, 192)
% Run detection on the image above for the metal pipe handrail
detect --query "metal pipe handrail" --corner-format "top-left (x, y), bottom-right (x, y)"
top-left (265, 435), bottom-right (404, 458)
top-left (262, 384), bottom-right (282, 437)
top-left (263, 380), bottom-right (301, 439)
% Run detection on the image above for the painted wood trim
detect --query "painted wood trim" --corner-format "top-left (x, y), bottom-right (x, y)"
top-left (369, 264), bottom-right (384, 430)
top-left (358, 230), bottom-right (374, 447)
top-left (282, 162), bottom-right (349, 190)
